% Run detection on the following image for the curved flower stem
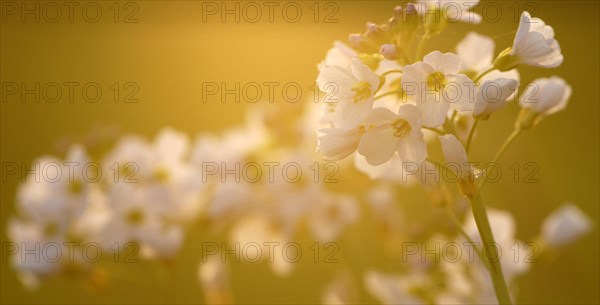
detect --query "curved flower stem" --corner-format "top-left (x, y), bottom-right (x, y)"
top-left (374, 90), bottom-right (403, 100)
top-left (423, 126), bottom-right (445, 135)
top-left (444, 204), bottom-right (490, 271)
top-left (467, 191), bottom-right (513, 304)
top-left (381, 69), bottom-right (403, 77)
top-left (465, 118), bottom-right (480, 154)
top-left (415, 32), bottom-right (430, 61)
top-left (473, 67), bottom-right (496, 83)
top-left (478, 128), bottom-right (522, 188)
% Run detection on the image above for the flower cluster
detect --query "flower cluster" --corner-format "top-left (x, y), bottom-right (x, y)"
top-left (316, 3), bottom-right (569, 172)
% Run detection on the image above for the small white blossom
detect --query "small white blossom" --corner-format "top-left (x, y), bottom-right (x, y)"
top-left (358, 104), bottom-right (426, 166)
top-left (541, 203), bottom-right (592, 247)
top-left (510, 11), bottom-right (563, 68)
top-left (519, 76), bottom-right (571, 116)
top-left (317, 58), bottom-right (380, 128)
top-left (402, 51), bottom-right (475, 127)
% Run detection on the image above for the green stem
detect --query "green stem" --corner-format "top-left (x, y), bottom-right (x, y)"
top-left (465, 118), bottom-right (480, 154)
top-left (473, 67), bottom-right (496, 83)
top-left (374, 90), bottom-right (403, 100)
top-left (468, 192), bottom-right (512, 304)
top-left (444, 204), bottom-right (490, 271)
top-left (415, 32), bottom-right (430, 61)
top-left (381, 69), bottom-right (403, 77)
top-left (423, 126), bottom-right (445, 135)
top-left (479, 128), bottom-right (522, 188)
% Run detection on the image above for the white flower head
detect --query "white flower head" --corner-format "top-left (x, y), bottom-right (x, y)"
top-left (439, 134), bottom-right (477, 192)
top-left (317, 58), bottom-right (380, 128)
top-left (456, 32), bottom-right (495, 73)
top-left (519, 76), bottom-right (571, 116)
top-left (474, 78), bottom-right (519, 119)
top-left (358, 104), bottom-right (427, 166)
top-left (402, 51), bottom-right (475, 127)
top-left (317, 126), bottom-right (363, 161)
top-left (541, 203), bottom-right (592, 247)
top-left (511, 11), bottom-right (563, 68)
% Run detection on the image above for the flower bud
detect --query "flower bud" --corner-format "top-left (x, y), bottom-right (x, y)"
top-left (380, 44), bottom-right (399, 60)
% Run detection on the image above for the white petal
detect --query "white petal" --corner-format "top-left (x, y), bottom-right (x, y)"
top-left (317, 127), bottom-right (361, 161)
top-left (542, 203), bottom-right (592, 247)
top-left (358, 125), bottom-right (399, 166)
top-left (397, 135), bottom-right (427, 164)
top-left (439, 134), bottom-right (469, 180)
top-left (416, 92), bottom-right (450, 127)
top-left (351, 58), bottom-right (380, 92)
top-left (444, 74), bottom-right (475, 111)
top-left (423, 51), bottom-right (461, 74)
top-left (456, 32), bottom-right (495, 72)
top-left (474, 78), bottom-right (519, 117)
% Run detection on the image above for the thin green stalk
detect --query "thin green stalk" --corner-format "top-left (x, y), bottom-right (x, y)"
top-left (381, 69), bottom-right (403, 77)
top-left (423, 126), bottom-right (446, 135)
top-left (415, 33), bottom-right (430, 61)
top-left (444, 204), bottom-right (490, 271)
top-left (479, 128), bottom-right (522, 188)
top-left (374, 90), bottom-right (403, 100)
top-left (467, 192), bottom-right (512, 304)
top-left (465, 118), bottom-right (480, 154)
top-left (473, 67), bottom-right (496, 83)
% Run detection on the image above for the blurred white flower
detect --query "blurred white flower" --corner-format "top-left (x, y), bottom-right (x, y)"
top-left (541, 203), bottom-right (592, 247)
top-left (308, 192), bottom-right (359, 243)
top-left (365, 270), bottom-right (426, 304)
top-left (456, 32), bottom-right (520, 83)
top-left (317, 58), bottom-right (380, 128)
top-left (319, 41), bottom-right (358, 71)
top-left (473, 78), bottom-right (519, 120)
top-left (358, 105), bottom-right (426, 166)
top-left (519, 76), bottom-right (571, 116)
top-left (198, 255), bottom-right (232, 304)
top-left (317, 126), bottom-right (363, 161)
top-left (402, 51), bottom-right (475, 127)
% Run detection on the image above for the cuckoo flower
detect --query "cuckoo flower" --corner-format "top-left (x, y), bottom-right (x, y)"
top-left (317, 58), bottom-right (380, 128)
top-left (495, 11), bottom-right (563, 70)
top-left (402, 51), bottom-right (475, 127)
top-left (358, 104), bottom-right (426, 166)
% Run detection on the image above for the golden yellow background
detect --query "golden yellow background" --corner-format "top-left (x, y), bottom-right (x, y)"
top-left (1, 0), bottom-right (598, 303)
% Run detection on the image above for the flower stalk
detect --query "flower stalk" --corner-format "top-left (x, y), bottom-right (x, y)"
top-left (467, 191), bottom-right (513, 305)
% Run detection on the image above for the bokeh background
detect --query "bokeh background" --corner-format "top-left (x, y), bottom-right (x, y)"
top-left (1, 0), bottom-right (598, 304)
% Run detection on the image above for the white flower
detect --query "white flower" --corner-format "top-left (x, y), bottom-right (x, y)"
top-left (456, 32), bottom-right (521, 80)
top-left (319, 41), bottom-right (358, 71)
top-left (417, 0), bottom-right (481, 24)
top-left (541, 203), bottom-right (592, 247)
top-left (317, 58), bottom-right (380, 128)
top-left (317, 126), bottom-right (363, 161)
top-left (508, 11), bottom-right (563, 68)
top-left (519, 76), bottom-right (571, 116)
top-left (402, 51), bottom-right (475, 127)
top-left (456, 32), bottom-right (494, 73)
top-left (308, 192), bottom-right (359, 243)
top-left (439, 134), bottom-right (471, 181)
top-left (473, 78), bottom-right (519, 119)
top-left (358, 104), bottom-right (426, 166)
top-left (365, 270), bottom-right (426, 304)
top-left (95, 183), bottom-right (184, 259)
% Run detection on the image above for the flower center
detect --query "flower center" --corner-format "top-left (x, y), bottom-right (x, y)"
top-left (351, 81), bottom-right (373, 103)
top-left (392, 119), bottom-right (411, 137)
top-left (69, 180), bottom-right (83, 195)
top-left (153, 167), bottom-right (170, 183)
top-left (427, 72), bottom-right (447, 91)
top-left (125, 209), bottom-right (145, 226)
